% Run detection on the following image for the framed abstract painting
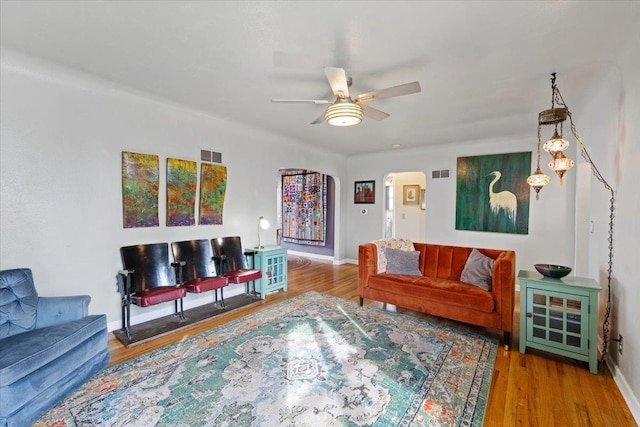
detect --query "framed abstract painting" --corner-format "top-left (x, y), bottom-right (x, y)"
top-left (121, 151), bottom-right (159, 228)
top-left (199, 163), bottom-right (227, 225)
top-left (455, 151), bottom-right (531, 234)
top-left (166, 158), bottom-right (197, 226)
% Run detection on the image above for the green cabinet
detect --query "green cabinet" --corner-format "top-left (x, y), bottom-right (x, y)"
top-left (254, 246), bottom-right (288, 299)
top-left (518, 270), bottom-right (601, 374)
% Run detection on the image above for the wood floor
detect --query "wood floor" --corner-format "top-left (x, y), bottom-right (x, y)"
top-left (109, 256), bottom-right (637, 426)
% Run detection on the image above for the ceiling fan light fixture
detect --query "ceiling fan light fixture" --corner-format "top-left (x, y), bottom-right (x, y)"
top-left (325, 100), bottom-right (363, 127)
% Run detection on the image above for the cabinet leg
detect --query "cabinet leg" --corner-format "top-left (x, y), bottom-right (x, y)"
top-left (359, 297), bottom-right (364, 307)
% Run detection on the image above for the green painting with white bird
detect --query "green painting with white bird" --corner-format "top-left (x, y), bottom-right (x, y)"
top-left (455, 152), bottom-right (531, 234)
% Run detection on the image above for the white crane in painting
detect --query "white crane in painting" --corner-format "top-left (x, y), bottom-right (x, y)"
top-left (488, 171), bottom-right (517, 223)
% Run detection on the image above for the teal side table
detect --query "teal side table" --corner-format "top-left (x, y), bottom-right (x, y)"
top-left (253, 246), bottom-right (288, 299)
top-left (518, 270), bottom-right (601, 374)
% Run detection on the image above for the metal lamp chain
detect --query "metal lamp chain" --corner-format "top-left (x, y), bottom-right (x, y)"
top-left (536, 124), bottom-right (542, 165)
top-left (553, 85), bottom-right (616, 364)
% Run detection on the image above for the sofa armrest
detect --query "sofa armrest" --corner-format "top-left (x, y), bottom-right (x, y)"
top-left (35, 295), bottom-right (91, 328)
top-left (491, 250), bottom-right (516, 333)
top-left (358, 243), bottom-right (378, 295)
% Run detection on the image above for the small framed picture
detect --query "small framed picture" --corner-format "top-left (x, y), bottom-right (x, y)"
top-left (403, 184), bottom-right (420, 205)
top-left (354, 180), bottom-right (375, 204)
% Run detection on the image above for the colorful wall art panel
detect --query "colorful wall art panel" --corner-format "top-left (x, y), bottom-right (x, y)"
top-left (166, 158), bottom-right (197, 226)
top-left (121, 151), bottom-right (159, 228)
top-left (455, 151), bottom-right (531, 234)
top-left (281, 171), bottom-right (327, 246)
top-left (199, 163), bottom-right (227, 225)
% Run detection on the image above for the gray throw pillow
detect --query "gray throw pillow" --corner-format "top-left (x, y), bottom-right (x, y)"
top-left (460, 248), bottom-right (495, 291)
top-left (385, 248), bottom-right (422, 276)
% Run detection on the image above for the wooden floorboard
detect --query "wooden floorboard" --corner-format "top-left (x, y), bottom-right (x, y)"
top-left (108, 256), bottom-right (637, 426)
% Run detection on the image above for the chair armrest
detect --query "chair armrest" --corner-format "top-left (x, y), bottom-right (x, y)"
top-left (35, 295), bottom-right (91, 328)
top-left (358, 243), bottom-right (378, 295)
top-left (116, 269), bottom-right (136, 297)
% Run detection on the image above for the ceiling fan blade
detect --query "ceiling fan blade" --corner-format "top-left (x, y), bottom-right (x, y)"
top-left (355, 81), bottom-right (421, 104)
top-left (310, 112), bottom-right (325, 125)
top-left (271, 99), bottom-right (331, 105)
top-left (324, 66), bottom-right (350, 99)
top-left (362, 105), bottom-right (390, 121)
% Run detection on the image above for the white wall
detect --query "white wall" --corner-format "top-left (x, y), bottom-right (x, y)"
top-left (0, 50), bottom-right (348, 328)
top-left (346, 137), bottom-right (577, 274)
top-left (564, 32), bottom-right (640, 421)
top-left (596, 27), bottom-right (640, 421)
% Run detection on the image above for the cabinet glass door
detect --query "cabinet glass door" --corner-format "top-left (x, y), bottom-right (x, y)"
top-left (266, 254), bottom-right (284, 285)
top-left (526, 288), bottom-right (589, 355)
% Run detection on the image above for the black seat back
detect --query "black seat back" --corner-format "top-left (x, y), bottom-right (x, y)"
top-left (171, 239), bottom-right (217, 282)
top-left (120, 243), bottom-right (176, 292)
top-left (211, 236), bottom-right (248, 273)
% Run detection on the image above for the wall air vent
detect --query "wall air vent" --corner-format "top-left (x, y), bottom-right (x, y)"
top-left (431, 169), bottom-right (450, 179)
top-left (201, 149), bottom-right (222, 163)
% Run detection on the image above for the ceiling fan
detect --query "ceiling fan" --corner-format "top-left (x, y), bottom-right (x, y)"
top-left (271, 66), bottom-right (421, 127)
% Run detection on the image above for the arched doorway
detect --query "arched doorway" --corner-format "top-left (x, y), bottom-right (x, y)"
top-left (384, 171), bottom-right (426, 242)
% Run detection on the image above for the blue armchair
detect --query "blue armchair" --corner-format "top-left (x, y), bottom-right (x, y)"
top-left (0, 268), bottom-right (110, 427)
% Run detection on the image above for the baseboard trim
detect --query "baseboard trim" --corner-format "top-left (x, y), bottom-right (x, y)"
top-left (606, 354), bottom-right (640, 424)
top-left (286, 250), bottom-right (334, 262)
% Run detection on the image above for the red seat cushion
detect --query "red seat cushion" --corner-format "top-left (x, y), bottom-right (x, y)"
top-left (131, 287), bottom-right (186, 307)
top-left (223, 269), bottom-right (262, 284)
top-left (182, 276), bottom-right (228, 293)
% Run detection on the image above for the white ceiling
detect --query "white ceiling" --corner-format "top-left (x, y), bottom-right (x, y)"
top-left (2, 1), bottom-right (639, 156)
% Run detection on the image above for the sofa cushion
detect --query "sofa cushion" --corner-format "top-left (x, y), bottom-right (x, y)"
top-left (385, 248), bottom-right (421, 276)
top-left (0, 314), bottom-right (107, 387)
top-left (183, 276), bottom-right (228, 293)
top-left (460, 249), bottom-right (495, 291)
top-left (367, 274), bottom-right (494, 313)
top-left (223, 269), bottom-right (262, 284)
top-left (371, 238), bottom-right (414, 273)
top-left (0, 326), bottom-right (108, 420)
top-left (2, 348), bottom-right (109, 427)
top-left (131, 286), bottom-right (187, 307)
top-left (0, 268), bottom-right (38, 339)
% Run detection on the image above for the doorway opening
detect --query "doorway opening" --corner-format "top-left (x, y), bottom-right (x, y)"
top-left (384, 171), bottom-right (426, 242)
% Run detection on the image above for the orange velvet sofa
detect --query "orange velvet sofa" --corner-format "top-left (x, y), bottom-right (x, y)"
top-left (358, 242), bottom-right (516, 347)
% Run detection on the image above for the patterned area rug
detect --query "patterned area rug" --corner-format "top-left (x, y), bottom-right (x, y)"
top-left (37, 292), bottom-right (497, 426)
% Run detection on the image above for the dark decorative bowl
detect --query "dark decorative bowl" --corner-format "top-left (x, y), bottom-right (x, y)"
top-left (534, 264), bottom-right (572, 279)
